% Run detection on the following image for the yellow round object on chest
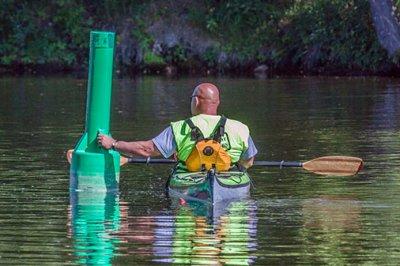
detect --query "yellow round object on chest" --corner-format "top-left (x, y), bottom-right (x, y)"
top-left (185, 139), bottom-right (231, 172)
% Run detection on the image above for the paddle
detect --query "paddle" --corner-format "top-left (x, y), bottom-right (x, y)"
top-left (66, 149), bottom-right (174, 166)
top-left (253, 156), bottom-right (363, 176)
top-left (67, 149), bottom-right (363, 176)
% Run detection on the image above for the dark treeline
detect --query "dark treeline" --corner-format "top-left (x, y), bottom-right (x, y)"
top-left (1, 0), bottom-right (400, 76)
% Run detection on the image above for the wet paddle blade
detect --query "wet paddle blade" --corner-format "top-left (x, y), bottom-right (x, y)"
top-left (302, 156), bottom-right (363, 176)
top-left (120, 156), bottom-right (129, 166)
top-left (66, 149), bottom-right (128, 166)
top-left (66, 149), bottom-right (73, 164)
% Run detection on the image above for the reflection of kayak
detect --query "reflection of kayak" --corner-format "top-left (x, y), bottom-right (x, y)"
top-left (170, 194), bottom-right (253, 223)
top-left (167, 169), bottom-right (251, 205)
top-left (164, 198), bottom-right (258, 265)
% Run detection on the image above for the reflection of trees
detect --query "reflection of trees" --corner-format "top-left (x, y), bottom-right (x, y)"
top-left (255, 196), bottom-right (364, 264)
top-left (299, 196), bottom-right (362, 264)
top-left (222, 77), bottom-right (384, 160)
top-left (302, 196), bottom-right (361, 230)
top-left (371, 83), bottom-right (400, 130)
top-left (97, 76), bottom-right (397, 167)
top-left (114, 78), bottom-right (139, 122)
top-left (1, 77), bottom-right (88, 173)
top-left (114, 76), bottom-right (185, 123)
top-left (2, 76), bottom-right (397, 163)
top-left (113, 77), bottom-right (191, 139)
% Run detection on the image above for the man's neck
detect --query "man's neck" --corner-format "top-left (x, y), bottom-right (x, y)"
top-left (197, 113), bottom-right (218, 116)
top-left (197, 108), bottom-right (218, 115)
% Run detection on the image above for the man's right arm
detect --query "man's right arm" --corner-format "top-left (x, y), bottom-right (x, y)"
top-left (97, 126), bottom-right (176, 158)
top-left (151, 126), bottom-right (177, 158)
top-left (238, 136), bottom-right (257, 169)
top-left (239, 156), bottom-right (255, 169)
top-left (113, 140), bottom-right (161, 157)
top-left (97, 134), bottom-right (161, 157)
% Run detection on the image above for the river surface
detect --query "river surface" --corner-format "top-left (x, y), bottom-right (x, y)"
top-left (1, 76), bottom-right (400, 265)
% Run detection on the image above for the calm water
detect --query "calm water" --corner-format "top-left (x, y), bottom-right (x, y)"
top-left (1, 76), bottom-right (400, 265)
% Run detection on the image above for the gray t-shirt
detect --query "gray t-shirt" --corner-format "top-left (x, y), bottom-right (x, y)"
top-left (152, 126), bottom-right (258, 159)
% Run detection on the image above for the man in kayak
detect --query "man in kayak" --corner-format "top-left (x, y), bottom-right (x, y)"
top-left (98, 82), bottom-right (257, 170)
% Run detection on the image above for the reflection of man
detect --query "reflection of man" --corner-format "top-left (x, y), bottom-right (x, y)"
top-left (98, 83), bottom-right (257, 170)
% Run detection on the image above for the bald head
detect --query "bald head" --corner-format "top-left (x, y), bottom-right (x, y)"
top-left (191, 83), bottom-right (220, 115)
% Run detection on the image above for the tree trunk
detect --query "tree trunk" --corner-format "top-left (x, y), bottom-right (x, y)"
top-left (369, 0), bottom-right (400, 56)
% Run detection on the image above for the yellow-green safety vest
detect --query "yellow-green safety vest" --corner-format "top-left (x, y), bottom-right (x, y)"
top-left (171, 114), bottom-right (250, 168)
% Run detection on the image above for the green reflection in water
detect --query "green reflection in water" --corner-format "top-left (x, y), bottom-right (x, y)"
top-left (69, 191), bottom-right (121, 265)
top-left (170, 199), bottom-right (257, 265)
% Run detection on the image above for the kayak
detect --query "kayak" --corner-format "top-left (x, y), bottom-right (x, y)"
top-left (167, 169), bottom-right (251, 205)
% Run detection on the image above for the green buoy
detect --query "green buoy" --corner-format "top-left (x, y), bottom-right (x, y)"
top-left (70, 31), bottom-right (120, 191)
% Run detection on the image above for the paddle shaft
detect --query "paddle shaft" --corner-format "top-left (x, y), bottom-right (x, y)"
top-left (127, 158), bottom-right (303, 167)
top-left (253, 161), bottom-right (303, 167)
top-left (127, 158), bottom-right (176, 164)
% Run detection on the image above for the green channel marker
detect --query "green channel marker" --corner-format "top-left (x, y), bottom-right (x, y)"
top-left (70, 31), bottom-right (120, 191)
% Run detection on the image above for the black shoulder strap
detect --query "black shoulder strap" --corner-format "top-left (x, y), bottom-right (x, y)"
top-left (213, 116), bottom-right (227, 142)
top-left (185, 118), bottom-right (204, 141)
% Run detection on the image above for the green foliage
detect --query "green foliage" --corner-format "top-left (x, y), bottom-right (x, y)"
top-left (143, 51), bottom-right (165, 66)
top-left (0, 0), bottom-right (394, 74)
top-left (200, 0), bottom-right (292, 60)
top-left (202, 47), bottom-right (219, 67)
top-left (0, 0), bottom-right (144, 69)
top-left (0, 1), bottom-right (90, 67)
top-left (277, 0), bottom-right (386, 71)
top-left (198, 0), bottom-right (387, 72)
top-left (131, 15), bottom-right (166, 67)
top-left (163, 46), bottom-right (187, 64)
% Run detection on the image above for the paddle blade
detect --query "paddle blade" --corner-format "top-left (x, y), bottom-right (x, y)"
top-left (120, 156), bottom-right (129, 166)
top-left (66, 149), bottom-right (129, 166)
top-left (302, 156), bottom-right (363, 176)
top-left (66, 149), bottom-right (73, 164)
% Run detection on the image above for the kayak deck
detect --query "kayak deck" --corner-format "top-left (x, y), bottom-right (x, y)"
top-left (167, 169), bottom-right (251, 204)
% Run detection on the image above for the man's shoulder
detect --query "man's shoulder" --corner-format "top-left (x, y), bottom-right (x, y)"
top-left (226, 117), bottom-right (249, 129)
top-left (224, 117), bottom-right (250, 140)
top-left (170, 115), bottom-right (249, 129)
top-left (170, 118), bottom-right (189, 134)
top-left (170, 118), bottom-right (187, 126)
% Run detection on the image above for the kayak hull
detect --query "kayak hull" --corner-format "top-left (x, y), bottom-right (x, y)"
top-left (167, 170), bottom-right (251, 205)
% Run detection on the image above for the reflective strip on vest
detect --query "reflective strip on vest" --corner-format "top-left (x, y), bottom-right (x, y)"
top-left (171, 114), bottom-right (250, 164)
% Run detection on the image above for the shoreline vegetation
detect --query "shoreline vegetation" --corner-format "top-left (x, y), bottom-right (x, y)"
top-left (2, 0), bottom-right (400, 77)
